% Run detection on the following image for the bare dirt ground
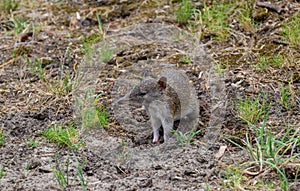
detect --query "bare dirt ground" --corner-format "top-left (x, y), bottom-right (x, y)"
top-left (0, 0), bottom-right (300, 190)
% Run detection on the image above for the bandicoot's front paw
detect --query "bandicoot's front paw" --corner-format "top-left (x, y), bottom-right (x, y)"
top-left (153, 136), bottom-right (160, 143)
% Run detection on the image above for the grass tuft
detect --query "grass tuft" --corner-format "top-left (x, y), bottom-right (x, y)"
top-left (279, 85), bottom-right (292, 110)
top-left (115, 140), bottom-right (131, 164)
top-left (12, 16), bottom-right (27, 35)
top-left (225, 107), bottom-right (300, 190)
top-left (27, 139), bottom-right (39, 148)
top-left (0, 0), bottom-right (18, 14)
top-left (26, 57), bottom-right (45, 80)
top-left (188, 1), bottom-right (255, 40)
top-left (0, 166), bottom-right (5, 179)
top-left (52, 152), bottom-right (88, 190)
top-left (229, 121), bottom-right (299, 190)
top-left (172, 129), bottom-right (202, 147)
top-left (283, 13), bottom-right (300, 47)
top-left (236, 94), bottom-right (269, 124)
top-left (256, 55), bottom-right (283, 71)
top-left (48, 71), bottom-right (74, 96)
top-left (197, 2), bottom-right (233, 40)
top-left (0, 127), bottom-right (5, 147)
top-left (41, 124), bottom-right (84, 151)
top-left (180, 55), bottom-right (192, 64)
top-left (53, 153), bottom-right (70, 188)
top-left (75, 90), bottom-right (109, 129)
top-left (176, 0), bottom-right (193, 24)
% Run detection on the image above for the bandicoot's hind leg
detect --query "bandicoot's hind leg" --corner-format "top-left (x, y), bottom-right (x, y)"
top-left (162, 117), bottom-right (174, 142)
top-left (150, 116), bottom-right (162, 143)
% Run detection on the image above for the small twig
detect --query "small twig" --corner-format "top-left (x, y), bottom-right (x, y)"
top-left (116, 165), bottom-right (127, 175)
top-left (243, 168), bottom-right (261, 176)
top-left (256, 2), bottom-right (282, 13)
top-left (272, 39), bottom-right (289, 46)
top-left (0, 56), bottom-right (21, 68)
top-left (243, 162), bottom-right (264, 176)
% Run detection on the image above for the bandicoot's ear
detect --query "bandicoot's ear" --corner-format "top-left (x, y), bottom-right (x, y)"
top-left (157, 77), bottom-right (167, 91)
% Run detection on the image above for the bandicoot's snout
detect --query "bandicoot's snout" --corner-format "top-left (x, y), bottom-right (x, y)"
top-left (114, 93), bottom-right (130, 105)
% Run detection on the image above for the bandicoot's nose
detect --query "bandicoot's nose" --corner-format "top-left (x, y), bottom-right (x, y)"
top-left (113, 94), bottom-right (130, 106)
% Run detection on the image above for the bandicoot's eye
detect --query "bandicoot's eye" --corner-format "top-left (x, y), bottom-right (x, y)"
top-left (139, 92), bottom-right (147, 96)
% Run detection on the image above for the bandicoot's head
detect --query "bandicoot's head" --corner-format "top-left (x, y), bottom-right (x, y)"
top-left (117, 77), bottom-right (167, 104)
top-left (129, 77), bottom-right (166, 102)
